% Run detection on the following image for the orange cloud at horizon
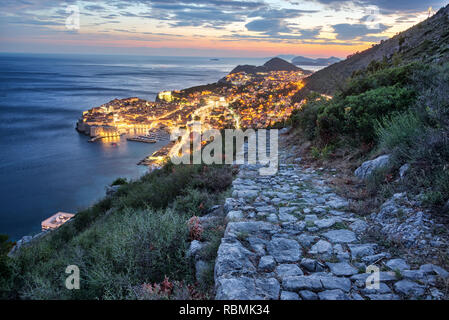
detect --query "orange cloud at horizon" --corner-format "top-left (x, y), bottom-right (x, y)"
top-left (11, 31), bottom-right (374, 58)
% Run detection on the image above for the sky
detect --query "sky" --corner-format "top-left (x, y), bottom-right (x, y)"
top-left (0, 0), bottom-right (447, 58)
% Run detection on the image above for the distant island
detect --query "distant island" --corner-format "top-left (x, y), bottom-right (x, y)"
top-left (229, 57), bottom-right (312, 75)
top-left (291, 56), bottom-right (341, 66)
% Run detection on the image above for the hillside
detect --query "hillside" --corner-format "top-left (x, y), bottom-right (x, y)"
top-left (294, 4), bottom-right (449, 100)
top-left (229, 57), bottom-right (310, 75)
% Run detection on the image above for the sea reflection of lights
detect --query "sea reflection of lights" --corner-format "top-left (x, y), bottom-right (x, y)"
top-left (100, 136), bottom-right (127, 153)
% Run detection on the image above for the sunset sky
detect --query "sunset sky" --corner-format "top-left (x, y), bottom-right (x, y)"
top-left (0, 0), bottom-right (447, 58)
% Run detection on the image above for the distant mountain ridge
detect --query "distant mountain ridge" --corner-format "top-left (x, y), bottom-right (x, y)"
top-left (291, 56), bottom-right (341, 66)
top-left (293, 3), bottom-right (449, 101)
top-left (229, 57), bottom-right (311, 75)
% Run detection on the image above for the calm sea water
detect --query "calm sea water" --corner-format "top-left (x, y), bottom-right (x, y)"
top-left (0, 53), bottom-right (270, 240)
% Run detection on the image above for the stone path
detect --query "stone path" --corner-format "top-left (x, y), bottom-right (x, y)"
top-left (214, 150), bottom-right (447, 300)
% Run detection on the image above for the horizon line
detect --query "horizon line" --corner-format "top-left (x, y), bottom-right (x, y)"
top-left (0, 50), bottom-right (347, 60)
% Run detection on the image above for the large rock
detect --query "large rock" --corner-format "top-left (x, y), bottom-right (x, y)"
top-left (349, 243), bottom-right (377, 259)
top-left (248, 237), bottom-right (267, 256)
top-left (256, 278), bottom-right (280, 300)
top-left (258, 256), bottom-right (276, 272)
top-left (323, 229), bottom-right (357, 243)
top-left (354, 155), bottom-right (391, 180)
top-left (385, 258), bottom-right (410, 271)
top-left (275, 264), bottom-right (304, 279)
top-left (267, 238), bottom-right (301, 263)
top-left (399, 164), bottom-right (410, 179)
top-left (327, 262), bottom-right (358, 276)
top-left (234, 190), bottom-right (259, 199)
top-left (281, 291), bottom-right (301, 300)
top-left (224, 198), bottom-right (238, 213)
top-left (318, 289), bottom-right (348, 300)
top-left (349, 219), bottom-right (368, 233)
top-left (226, 210), bottom-right (244, 222)
top-left (299, 290), bottom-right (318, 300)
top-left (215, 277), bottom-right (260, 300)
top-left (283, 276), bottom-right (322, 291)
top-left (320, 276), bottom-right (352, 292)
top-left (215, 241), bottom-right (256, 278)
top-left (225, 221), bottom-right (279, 238)
top-left (419, 264), bottom-right (449, 278)
top-left (187, 240), bottom-right (205, 260)
top-left (314, 218), bottom-right (336, 229)
top-left (361, 282), bottom-right (392, 295)
top-left (309, 240), bottom-right (333, 255)
top-left (394, 280), bottom-right (425, 297)
top-left (300, 258), bottom-right (325, 272)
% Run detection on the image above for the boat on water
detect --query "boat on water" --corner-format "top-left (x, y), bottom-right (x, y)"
top-left (126, 136), bottom-right (157, 143)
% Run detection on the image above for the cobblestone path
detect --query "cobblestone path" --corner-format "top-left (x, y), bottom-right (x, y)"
top-left (214, 150), bottom-right (447, 300)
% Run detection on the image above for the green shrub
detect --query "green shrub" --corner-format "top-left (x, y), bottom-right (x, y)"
top-left (116, 165), bottom-right (201, 210)
top-left (5, 161), bottom-right (233, 299)
top-left (173, 188), bottom-right (212, 216)
top-left (342, 62), bottom-right (420, 98)
top-left (318, 85), bottom-right (415, 143)
top-left (291, 93), bottom-right (327, 140)
top-left (422, 191), bottom-right (446, 207)
top-left (14, 208), bottom-right (193, 299)
top-left (0, 235), bottom-right (15, 298)
top-left (310, 145), bottom-right (334, 160)
top-left (190, 165), bottom-right (233, 193)
top-left (292, 63), bottom-right (420, 145)
top-left (375, 110), bottom-right (423, 159)
top-left (111, 177), bottom-right (127, 186)
top-left (72, 197), bottom-right (112, 233)
top-left (372, 63), bottom-right (449, 207)
top-left (365, 166), bottom-right (395, 197)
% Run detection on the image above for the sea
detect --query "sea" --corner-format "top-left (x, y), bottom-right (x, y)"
top-left (0, 53), bottom-right (322, 240)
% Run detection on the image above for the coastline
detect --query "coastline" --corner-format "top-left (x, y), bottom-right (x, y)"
top-left (10, 57), bottom-right (308, 243)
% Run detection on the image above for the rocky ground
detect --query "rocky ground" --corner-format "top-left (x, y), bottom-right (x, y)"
top-left (212, 146), bottom-right (449, 300)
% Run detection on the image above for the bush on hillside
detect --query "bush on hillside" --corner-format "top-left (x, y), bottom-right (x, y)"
top-left (4, 161), bottom-right (233, 299)
top-left (13, 208), bottom-right (192, 299)
top-left (111, 177), bottom-right (127, 186)
top-left (173, 188), bottom-right (213, 216)
top-left (291, 63), bottom-right (427, 145)
top-left (0, 235), bottom-right (15, 298)
top-left (374, 63), bottom-right (449, 207)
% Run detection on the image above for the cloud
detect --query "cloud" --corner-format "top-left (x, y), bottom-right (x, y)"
top-left (143, 0), bottom-right (264, 28)
top-left (244, 7), bottom-right (319, 40)
top-left (314, 0), bottom-right (447, 12)
top-left (365, 0), bottom-right (446, 12)
top-left (246, 19), bottom-right (291, 35)
top-left (248, 7), bottom-right (318, 19)
top-left (243, 18), bottom-right (322, 41)
top-left (84, 4), bottom-right (107, 11)
top-left (332, 23), bottom-right (389, 40)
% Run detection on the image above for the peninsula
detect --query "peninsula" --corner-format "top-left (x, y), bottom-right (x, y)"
top-left (76, 58), bottom-right (309, 166)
